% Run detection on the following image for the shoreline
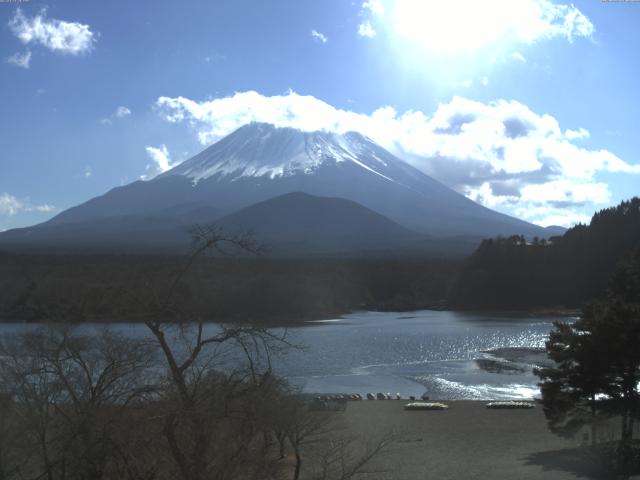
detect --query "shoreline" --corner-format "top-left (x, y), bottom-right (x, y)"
top-left (0, 306), bottom-right (580, 326)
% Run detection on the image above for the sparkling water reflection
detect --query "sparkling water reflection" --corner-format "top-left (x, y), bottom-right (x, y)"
top-left (277, 310), bottom-right (556, 400)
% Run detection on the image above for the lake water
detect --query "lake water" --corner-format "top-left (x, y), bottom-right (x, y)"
top-left (0, 310), bottom-right (566, 400)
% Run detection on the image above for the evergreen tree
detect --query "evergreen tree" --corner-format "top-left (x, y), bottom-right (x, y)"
top-left (535, 317), bottom-right (609, 444)
top-left (536, 248), bottom-right (640, 473)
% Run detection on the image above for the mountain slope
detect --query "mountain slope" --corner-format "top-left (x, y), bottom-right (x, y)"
top-left (0, 203), bottom-right (225, 253)
top-left (215, 192), bottom-right (483, 256)
top-left (0, 213), bottom-right (193, 253)
top-left (449, 197), bottom-right (640, 309)
top-left (218, 192), bottom-right (416, 238)
top-left (42, 123), bottom-right (552, 239)
top-left (215, 192), bottom-right (424, 254)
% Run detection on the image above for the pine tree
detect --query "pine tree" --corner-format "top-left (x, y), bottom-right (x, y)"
top-left (536, 248), bottom-right (640, 471)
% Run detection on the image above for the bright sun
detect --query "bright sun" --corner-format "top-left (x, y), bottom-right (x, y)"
top-left (388, 0), bottom-right (547, 54)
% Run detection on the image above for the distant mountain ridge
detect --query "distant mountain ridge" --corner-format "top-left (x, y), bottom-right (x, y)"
top-left (0, 123), bottom-right (562, 255)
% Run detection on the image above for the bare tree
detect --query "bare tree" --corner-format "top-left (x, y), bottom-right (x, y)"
top-left (0, 393), bottom-right (16, 480)
top-left (286, 405), bottom-right (333, 480)
top-left (136, 226), bottom-right (290, 480)
top-left (281, 398), bottom-right (397, 480)
top-left (0, 326), bottom-right (158, 480)
top-left (310, 434), bottom-right (395, 480)
top-left (0, 328), bottom-right (66, 480)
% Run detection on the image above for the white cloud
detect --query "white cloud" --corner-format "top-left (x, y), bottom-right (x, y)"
top-left (359, 0), bottom-right (594, 52)
top-left (0, 192), bottom-right (54, 216)
top-left (115, 106), bottom-right (131, 118)
top-left (6, 49), bottom-right (31, 68)
top-left (9, 8), bottom-right (96, 56)
top-left (510, 52), bottom-right (527, 63)
top-left (204, 53), bottom-right (226, 63)
top-left (32, 204), bottom-right (55, 213)
top-left (358, 21), bottom-right (377, 38)
top-left (0, 194), bottom-right (22, 216)
top-left (565, 127), bottom-right (589, 140)
top-left (142, 145), bottom-right (179, 180)
top-left (521, 180), bottom-right (609, 205)
top-left (311, 29), bottom-right (328, 44)
top-left (458, 77), bottom-right (488, 88)
top-left (101, 106), bottom-right (132, 125)
top-left (362, 0), bottom-right (385, 16)
top-left (154, 90), bottom-right (640, 228)
top-left (513, 205), bottom-right (592, 228)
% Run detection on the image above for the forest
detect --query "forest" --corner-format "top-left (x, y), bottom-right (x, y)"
top-left (449, 197), bottom-right (640, 310)
top-left (0, 251), bottom-right (459, 324)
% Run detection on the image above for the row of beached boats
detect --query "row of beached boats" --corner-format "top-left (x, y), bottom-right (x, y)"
top-left (313, 392), bottom-right (428, 403)
top-left (310, 394), bottom-right (536, 412)
top-left (310, 392), bottom-right (427, 410)
top-left (403, 400), bottom-right (536, 411)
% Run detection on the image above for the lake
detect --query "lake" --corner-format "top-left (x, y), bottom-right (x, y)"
top-left (0, 310), bottom-right (568, 400)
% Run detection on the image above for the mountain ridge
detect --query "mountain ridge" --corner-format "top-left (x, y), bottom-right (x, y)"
top-left (0, 123), bottom-right (563, 254)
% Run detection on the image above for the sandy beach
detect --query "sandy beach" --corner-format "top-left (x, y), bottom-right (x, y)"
top-left (330, 400), bottom-right (621, 480)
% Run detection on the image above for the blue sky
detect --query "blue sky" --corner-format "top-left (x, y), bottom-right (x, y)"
top-left (1, 0), bottom-right (639, 230)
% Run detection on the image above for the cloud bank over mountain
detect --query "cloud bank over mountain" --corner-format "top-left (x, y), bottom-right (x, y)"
top-left (155, 90), bottom-right (639, 227)
top-left (142, 145), bottom-right (176, 180)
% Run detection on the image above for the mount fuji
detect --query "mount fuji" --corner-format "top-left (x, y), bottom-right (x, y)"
top-left (0, 123), bottom-right (560, 255)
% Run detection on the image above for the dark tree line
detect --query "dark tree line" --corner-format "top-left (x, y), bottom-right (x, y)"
top-left (0, 252), bottom-right (460, 324)
top-left (449, 197), bottom-right (640, 309)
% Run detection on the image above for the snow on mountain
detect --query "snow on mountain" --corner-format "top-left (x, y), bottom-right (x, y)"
top-left (161, 123), bottom-right (397, 184)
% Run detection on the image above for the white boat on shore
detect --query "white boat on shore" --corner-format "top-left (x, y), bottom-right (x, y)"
top-left (404, 402), bottom-right (449, 411)
top-left (486, 401), bottom-right (535, 409)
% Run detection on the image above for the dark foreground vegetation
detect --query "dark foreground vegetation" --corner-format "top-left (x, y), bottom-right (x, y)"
top-left (0, 229), bottom-right (394, 480)
top-left (0, 251), bottom-right (460, 324)
top-left (0, 327), bottom-right (395, 480)
top-left (450, 197), bottom-right (640, 310)
top-left (536, 247), bottom-right (640, 478)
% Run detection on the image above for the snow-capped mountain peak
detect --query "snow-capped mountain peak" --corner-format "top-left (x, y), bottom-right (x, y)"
top-left (34, 121), bottom-right (552, 241)
top-left (162, 123), bottom-right (395, 183)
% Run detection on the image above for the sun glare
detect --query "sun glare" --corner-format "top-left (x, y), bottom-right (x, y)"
top-left (390, 0), bottom-right (544, 53)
